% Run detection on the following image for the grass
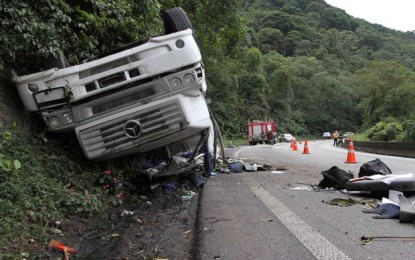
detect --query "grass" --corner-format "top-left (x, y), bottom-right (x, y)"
top-left (222, 137), bottom-right (247, 147)
top-left (0, 123), bottom-right (116, 259)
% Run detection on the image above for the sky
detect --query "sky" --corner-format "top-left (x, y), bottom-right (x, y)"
top-left (324, 0), bottom-right (414, 32)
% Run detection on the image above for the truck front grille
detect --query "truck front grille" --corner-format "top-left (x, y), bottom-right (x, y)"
top-left (78, 100), bottom-right (186, 159)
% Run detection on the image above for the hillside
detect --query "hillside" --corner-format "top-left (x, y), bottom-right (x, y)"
top-left (204, 0), bottom-right (415, 139)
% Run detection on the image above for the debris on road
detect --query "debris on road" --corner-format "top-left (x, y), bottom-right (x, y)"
top-left (217, 157), bottom-right (277, 174)
top-left (362, 202), bottom-right (400, 219)
top-left (325, 197), bottom-right (378, 208)
top-left (327, 198), bottom-right (357, 207)
top-left (361, 235), bottom-right (415, 245)
top-left (290, 184), bottom-right (315, 191)
top-left (358, 158), bottom-right (392, 178)
top-left (318, 166), bottom-right (354, 190)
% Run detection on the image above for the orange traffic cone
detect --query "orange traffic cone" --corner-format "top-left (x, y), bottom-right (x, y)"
top-left (292, 140), bottom-right (299, 151)
top-left (290, 140), bottom-right (294, 149)
top-left (302, 139), bottom-right (310, 154)
top-left (345, 138), bottom-right (357, 163)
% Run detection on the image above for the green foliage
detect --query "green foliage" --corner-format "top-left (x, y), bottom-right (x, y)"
top-left (64, 189), bottom-right (104, 216)
top-left (0, 124), bottom-right (21, 174)
top-left (97, 168), bottom-right (125, 204)
top-left (366, 120), bottom-right (403, 141)
top-left (0, 0), bottom-right (73, 74)
top-left (354, 61), bottom-right (413, 128)
top-left (0, 123), bottom-right (111, 258)
top-left (402, 119), bottom-right (415, 141)
top-left (0, 0), bottom-right (166, 74)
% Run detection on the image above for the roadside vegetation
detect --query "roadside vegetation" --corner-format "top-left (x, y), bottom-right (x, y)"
top-left (1, 0), bottom-right (415, 258)
top-left (0, 122), bottom-right (120, 258)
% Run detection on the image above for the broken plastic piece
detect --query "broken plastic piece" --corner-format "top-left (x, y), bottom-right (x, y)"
top-left (398, 194), bottom-right (415, 223)
top-left (48, 239), bottom-right (76, 260)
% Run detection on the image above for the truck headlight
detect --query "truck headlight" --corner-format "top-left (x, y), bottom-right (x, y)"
top-left (183, 73), bottom-right (195, 85)
top-left (175, 39), bottom-right (185, 49)
top-left (28, 83), bottom-right (39, 92)
top-left (170, 77), bottom-right (182, 89)
top-left (49, 116), bottom-right (61, 128)
top-left (62, 113), bottom-right (73, 124)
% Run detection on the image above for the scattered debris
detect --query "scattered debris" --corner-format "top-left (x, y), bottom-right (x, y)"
top-left (259, 164), bottom-right (272, 171)
top-left (276, 166), bottom-right (288, 171)
top-left (327, 198), bottom-right (357, 207)
top-left (228, 162), bottom-right (244, 173)
top-left (318, 166), bottom-right (354, 189)
top-left (290, 184), bottom-right (315, 191)
top-left (51, 228), bottom-right (63, 234)
top-left (48, 239), bottom-right (77, 260)
top-left (161, 181), bottom-right (180, 193)
top-left (188, 171), bottom-right (208, 188)
top-left (361, 235), bottom-right (415, 245)
top-left (217, 158), bottom-right (276, 174)
top-left (242, 162), bottom-right (258, 171)
top-left (181, 191), bottom-right (197, 201)
top-left (398, 194), bottom-right (415, 223)
top-left (120, 210), bottom-right (135, 217)
top-left (359, 158), bottom-right (392, 178)
top-left (362, 198), bottom-right (400, 219)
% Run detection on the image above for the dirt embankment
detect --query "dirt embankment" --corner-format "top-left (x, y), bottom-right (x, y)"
top-left (53, 188), bottom-right (200, 260)
top-left (0, 79), bottom-right (43, 136)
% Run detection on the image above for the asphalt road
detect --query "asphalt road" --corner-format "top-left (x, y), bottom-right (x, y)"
top-left (196, 140), bottom-right (415, 260)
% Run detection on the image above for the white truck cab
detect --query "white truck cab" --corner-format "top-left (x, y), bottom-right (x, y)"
top-left (13, 8), bottom-right (213, 162)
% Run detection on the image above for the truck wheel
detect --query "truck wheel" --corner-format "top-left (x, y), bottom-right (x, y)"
top-left (162, 7), bottom-right (194, 34)
top-left (43, 51), bottom-right (70, 70)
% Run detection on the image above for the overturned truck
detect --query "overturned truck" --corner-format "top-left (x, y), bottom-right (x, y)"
top-left (13, 8), bottom-right (215, 173)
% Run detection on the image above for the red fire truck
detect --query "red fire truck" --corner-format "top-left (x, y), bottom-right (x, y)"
top-left (247, 120), bottom-right (277, 145)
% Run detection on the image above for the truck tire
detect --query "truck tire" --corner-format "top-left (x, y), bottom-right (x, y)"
top-left (43, 51), bottom-right (70, 70)
top-left (162, 7), bottom-right (194, 35)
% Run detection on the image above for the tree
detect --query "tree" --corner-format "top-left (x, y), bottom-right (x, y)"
top-left (354, 61), bottom-right (412, 128)
top-left (323, 29), bottom-right (359, 59)
top-left (260, 11), bottom-right (296, 34)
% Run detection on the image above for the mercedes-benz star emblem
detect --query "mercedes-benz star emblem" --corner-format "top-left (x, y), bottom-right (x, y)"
top-left (123, 120), bottom-right (142, 139)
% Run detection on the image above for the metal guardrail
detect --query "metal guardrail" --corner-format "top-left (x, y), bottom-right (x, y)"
top-left (350, 140), bottom-right (415, 159)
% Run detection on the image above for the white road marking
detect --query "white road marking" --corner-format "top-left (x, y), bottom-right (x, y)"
top-left (244, 177), bottom-right (351, 260)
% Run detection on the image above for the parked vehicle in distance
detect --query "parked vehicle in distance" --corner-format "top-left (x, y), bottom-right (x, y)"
top-left (323, 132), bottom-right (331, 139)
top-left (343, 132), bottom-right (354, 140)
top-left (279, 133), bottom-right (295, 142)
top-left (343, 132), bottom-right (354, 138)
top-left (247, 120), bottom-right (277, 145)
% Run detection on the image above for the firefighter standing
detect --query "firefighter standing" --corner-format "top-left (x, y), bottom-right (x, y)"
top-left (332, 131), bottom-right (339, 146)
top-left (268, 130), bottom-right (275, 145)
